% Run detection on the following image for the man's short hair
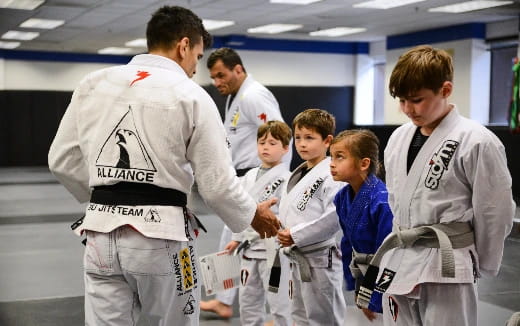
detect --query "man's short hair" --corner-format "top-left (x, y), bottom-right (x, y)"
top-left (146, 6), bottom-right (212, 52)
top-left (206, 47), bottom-right (246, 73)
top-left (292, 109), bottom-right (335, 140)
top-left (257, 120), bottom-right (292, 147)
top-left (389, 45), bottom-right (453, 98)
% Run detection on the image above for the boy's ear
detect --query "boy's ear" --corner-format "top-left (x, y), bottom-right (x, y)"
top-left (324, 135), bottom-right (333, 147)
top-left (441, 81), bottom-right (453, 98)
top-left (283, 145), bottom-right (289, 153)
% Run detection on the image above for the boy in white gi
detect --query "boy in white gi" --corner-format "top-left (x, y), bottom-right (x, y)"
top-left (224, 120), bottom-right (292, 326)
top-left (356, 45), bottom-right (515, 326)
top-left (47, 6), bottom-right (281, 326)
top-left (277, 109), bottom-right (346, 326)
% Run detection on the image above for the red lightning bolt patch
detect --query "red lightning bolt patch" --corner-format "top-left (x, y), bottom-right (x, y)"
top-left (258, 113), bottom-right (267, 123)
top-left (130, 71), bottom-right (151, 86)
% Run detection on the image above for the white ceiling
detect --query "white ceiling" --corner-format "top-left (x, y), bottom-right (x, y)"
top-left (0, 0), bottom-right (519, 54)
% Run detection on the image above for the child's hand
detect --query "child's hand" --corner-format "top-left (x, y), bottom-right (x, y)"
top-left (277, 228), bottom-right (294, 247)
top-left (361, 307), bottom-right (377, 321)
top-left (224, 240), bottom-right (240, 253)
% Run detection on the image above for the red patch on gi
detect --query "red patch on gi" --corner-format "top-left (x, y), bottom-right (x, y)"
top-left (241, 269), bottom-right (249, 286)
top-left (130, 70), bottom-right (151, 86)
top-left (388, 296), bottom-right (399, 322)
top-left (258, 112), bottom-right (267, 123)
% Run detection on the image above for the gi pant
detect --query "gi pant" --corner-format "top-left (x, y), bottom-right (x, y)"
top-left (239, 255), bottom-right (291, 326)
top-left (84, 225), bottom-right (200, 326)
top-left (382, 283), bottom-right (477, 326)
top-left (289, 247), bottom-right (346, 326)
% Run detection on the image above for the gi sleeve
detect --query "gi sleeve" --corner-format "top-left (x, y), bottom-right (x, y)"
top-left (465, 137), bottom-right (514, 277)
top-left (186, 93), bottom-right (256, 233)
top-left (48, 82), bottom-right (91, 203)
top-left (290, 177), bottom-right (343, 247)
top-left (335, 190), bottom-right (356, 291)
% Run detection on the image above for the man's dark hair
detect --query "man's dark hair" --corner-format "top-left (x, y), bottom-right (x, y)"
top-left (206, 47), bottom-right (246, 73)
top-left (146, 6), bottom-right (212, 52)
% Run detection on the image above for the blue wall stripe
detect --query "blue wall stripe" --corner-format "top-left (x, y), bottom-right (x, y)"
top-left (0, 49), bottom-right (133, 64)
top-left (387, 23), bottom-right (486, 50)
top-left (213, 35), bottom-right (369, 54)
top-left (0, 36), bottom-right (368, 63)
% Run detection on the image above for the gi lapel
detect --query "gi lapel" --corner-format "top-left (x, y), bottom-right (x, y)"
top-left (398, 108), bottom-right (460, 227)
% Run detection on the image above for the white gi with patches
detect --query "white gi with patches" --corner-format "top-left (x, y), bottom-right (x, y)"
top-left (232, 164), bottom-right (292, 326)
top-left (380, 107), bottom-right (515, 326)
top-left (48, 54), bottom-right (257, 326)
top-left (278, 158), bottom-right (346, 326)
top-left (223, 74), bottom-right (290, 170)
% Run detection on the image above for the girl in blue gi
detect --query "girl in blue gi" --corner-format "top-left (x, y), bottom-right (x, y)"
top-left (330, 129), bottom-right (393, 323)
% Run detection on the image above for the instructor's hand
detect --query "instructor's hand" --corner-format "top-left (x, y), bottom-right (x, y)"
top-left (251, 198), bottom-right (281, 239)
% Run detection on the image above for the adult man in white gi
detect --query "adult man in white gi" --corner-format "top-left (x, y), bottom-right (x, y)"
top-left (200, 47), bottom-right (290, 319)
top-left (48, 6), bottom-right (280, 326)
top-left (356, 45), bottom-right (515, 326)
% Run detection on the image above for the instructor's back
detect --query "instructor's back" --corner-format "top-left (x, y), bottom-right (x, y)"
top-left (48, 6), bottom-right (279, 326)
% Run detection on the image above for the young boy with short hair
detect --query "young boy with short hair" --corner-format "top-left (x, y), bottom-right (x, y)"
top-left (357, 45), bottom-right (515, 326)
top-left (225, 120), bottom-right (293, 326)
top-left (277, 108), bottom-right (346, 326)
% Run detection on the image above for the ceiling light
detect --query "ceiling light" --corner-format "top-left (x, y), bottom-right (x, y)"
top-left (97, 47), bottom-right (132, 55)
top-left (125, 38), bottom-right (147, 47)
top-left (270, 0), bottom-right (323, 4)
top-left (247, 24), bottom-right (303, 34)
top-left (428, 0), bottom-right (513, 13)
top-left (310, 27), bottom-right (367, 37)
top-left (20, 18), bottom-right (64, 29)
top-left (0, 0), bottom-right (44, 10)
top-left (2, 30), bottom-right (39, 40)
top-left (353, 0), bottom-right (427, 9)
top-left (0, 41), bottom-right (20, 49)
top-left (203, 19), bottom-right (235, 31)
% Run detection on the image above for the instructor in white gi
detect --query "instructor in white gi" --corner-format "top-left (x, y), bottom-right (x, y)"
top-left (357, 45), bottom-right (515, 326)
top-left (48, 6), bottom-right (280, 326)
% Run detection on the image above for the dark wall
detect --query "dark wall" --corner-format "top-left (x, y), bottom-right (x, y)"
top-left (0, 86), bottom-right (354, 170)
top-left (0, 90), bottom-right (71, 166)
top-left (356, 125), bottom-right (520, 201)
top-left (205, 85), bottom-right (354, 169)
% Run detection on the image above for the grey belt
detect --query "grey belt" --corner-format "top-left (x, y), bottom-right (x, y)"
top-left (234, 229), bottom-right (260, 256)
top-left (357, 221), bottom-right (474, 309)
top-left (281, 238), bottom-right (337, 282)
top-left (350, 249), bottom-right (374, 292)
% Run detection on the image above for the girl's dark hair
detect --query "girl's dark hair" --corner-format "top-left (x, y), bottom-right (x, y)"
top-left (331, 129), bottom-right (381, 175)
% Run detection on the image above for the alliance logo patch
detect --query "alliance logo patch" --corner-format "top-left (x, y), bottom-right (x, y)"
top-left (144, 208), bottom-right (161, 223)
top-left (388, 296), bottom-right (399, 322)
top-left (297, 178), bottom-right (324, 211)
top-left (424, 140), bottom-right (459, 190)
top-left (96, 106), bottom-right (157, 183)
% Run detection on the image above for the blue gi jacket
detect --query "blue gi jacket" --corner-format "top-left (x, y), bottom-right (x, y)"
top-left (334, 173), bottom-right (393, 313)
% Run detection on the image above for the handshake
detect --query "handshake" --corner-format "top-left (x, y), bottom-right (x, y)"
top-left (250, 198), bottom-right (282, 238)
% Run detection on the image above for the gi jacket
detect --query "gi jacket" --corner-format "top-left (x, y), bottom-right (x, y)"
top-left (279, 158), bottom-right (344, 255)
top-left (233, 164), bottom-right (290, 259)
top-left (381, 107), bottom-right (514, 295)
top-left (48, 54), bottom-right (256, 241)
top-left (334, 173), bottom-right (393, 313)
top-left (223, 75), bottom-right (288, 169)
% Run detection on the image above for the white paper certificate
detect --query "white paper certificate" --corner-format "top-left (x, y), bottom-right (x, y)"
top-left (199, 250), bottom-right (241, 296)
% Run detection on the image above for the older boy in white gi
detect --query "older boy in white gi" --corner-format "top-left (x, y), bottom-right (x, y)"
top-left (277, 109), bottom-right (346, 326)
top-left (48, 6), bottom-right (280, 326)
top-left (357, 45), bottom-right (515, 326)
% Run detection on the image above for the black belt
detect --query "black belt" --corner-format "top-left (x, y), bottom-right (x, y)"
top-left (90, 182), bottom-right (187, 206)
top-left (236, 167), bottom-right (254, 177)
